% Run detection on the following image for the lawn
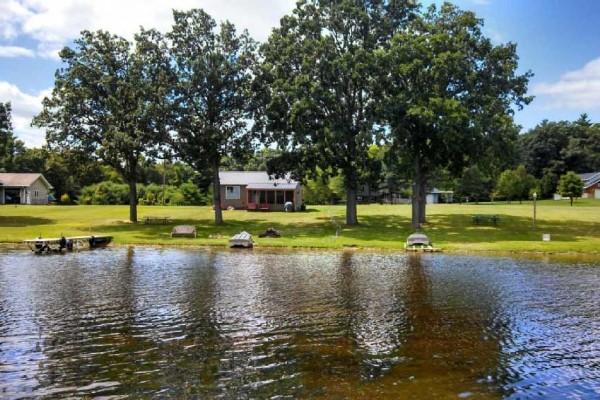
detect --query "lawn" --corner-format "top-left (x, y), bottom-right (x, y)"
top-left (1, 199), bottom-right (600, 253)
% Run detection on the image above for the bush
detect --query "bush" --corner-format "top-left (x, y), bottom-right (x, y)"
top-left (142, 183), bottom-right (163, 205)
top-left (80, 182), bottom-right (130, 205)
top-left (79, 181), bottom-right (210, 206)
top-left (60, 193), bottom-right (72, 205)
top-left (180, 182), bottom-right (206, 205)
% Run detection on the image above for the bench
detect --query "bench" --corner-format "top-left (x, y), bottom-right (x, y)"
top-left (247, 203), bottom-right (257, 211)
top-left (171, 225), bottom-right (197, 238)
top-left (259, 203), bottom-right (270, 211)
top-left (143, 216), bottom-right (171, 225)
top-left (472, 215), bottom-right (501, 226)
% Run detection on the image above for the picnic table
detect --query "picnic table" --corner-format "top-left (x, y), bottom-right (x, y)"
top-left (143, 216), bottom-right (171, 225)
top-left (472, 215), bottom-right (501, 226)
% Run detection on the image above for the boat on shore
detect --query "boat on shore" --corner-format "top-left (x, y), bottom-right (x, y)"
top-left (24, 235), bottom-right (113, 254)
top-left (404, 233), bottom-right (441, 252)
top-left (228, 231), bottom-right (253, 248)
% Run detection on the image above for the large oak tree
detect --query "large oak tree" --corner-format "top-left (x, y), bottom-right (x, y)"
top-left (33, 29), bottom-right (172, 221)
top-left (167, 9), bottom-right (257, 225)
top-left (383, 3), bottom-right (532, 228)
top-left (258, 0), bottom-right (416, 225)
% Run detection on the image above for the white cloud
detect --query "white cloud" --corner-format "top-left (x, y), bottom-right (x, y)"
top-left (485, 29), bottom-right (504, 44)
top-left (0, 45), bottom-right (35, 58)
top-left (9, 0), bottom-right (295, 60)
top-left (0, 81), bottom-right (49, 147)
top-left (533, 57), bottom-right (600, 110)
top-left (0, 0), bottom-right (31, 40)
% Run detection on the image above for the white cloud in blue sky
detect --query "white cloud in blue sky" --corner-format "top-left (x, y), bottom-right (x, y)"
top-left (0, 82), bottom-right (49, 146)
top-left (0, 46), bottom-right (34, 58)
top-left (534, 58), bottom-right (600, 111)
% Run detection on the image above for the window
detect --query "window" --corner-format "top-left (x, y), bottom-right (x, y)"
top-left (276, 190), bottom-right (284, 204)
top-left (285, 191), bottom-right (294, 202)
top-left (225, 186), bottom-right (240, 200)
top-left (34, 190), bottom-right (39, 198)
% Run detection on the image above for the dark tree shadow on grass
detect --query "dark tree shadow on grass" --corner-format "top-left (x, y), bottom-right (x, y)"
top-left (0, 216), bottom-right (53, 227)
top-left (88, 213), bottom-right (600, 245)
top-left (316, 213), bottom-right (600, 245)
top-left (92, 217), bottom-right (345, 242)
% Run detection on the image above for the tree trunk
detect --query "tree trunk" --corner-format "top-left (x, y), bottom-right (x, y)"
top-left (346, 188), bottom-right (358, 226)
top-left (411, 155), bottom-right (422, 229)
top-left (419, 177), bottom-right (427, 224)
top-left (212, 163), bottom-right (223, 225)
top-left (128, 179), bottom-right (138, 222)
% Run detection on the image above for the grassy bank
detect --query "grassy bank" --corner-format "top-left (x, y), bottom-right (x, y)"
top-left (1, 200), bottom-right (600, 253)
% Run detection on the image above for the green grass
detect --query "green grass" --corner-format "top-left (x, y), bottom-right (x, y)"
top-left (1, 200), bottom-right (600, 253)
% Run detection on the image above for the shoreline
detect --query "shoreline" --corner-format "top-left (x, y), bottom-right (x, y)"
top-left (2, 202), bottom-right (600, 256)
top-left (4, 241), bottom-right (600, 261)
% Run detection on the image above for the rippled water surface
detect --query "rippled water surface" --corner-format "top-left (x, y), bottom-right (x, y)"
top-left (1, 247), bottom-right (599, 399)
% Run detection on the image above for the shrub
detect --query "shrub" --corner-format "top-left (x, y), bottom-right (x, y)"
top-left (60, 193), bottom-right (72, 204)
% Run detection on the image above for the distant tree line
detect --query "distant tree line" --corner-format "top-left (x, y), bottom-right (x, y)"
top-left (449, 113), bottom-right (596, 204)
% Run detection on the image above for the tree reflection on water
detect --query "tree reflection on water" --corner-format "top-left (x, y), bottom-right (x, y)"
top-left (1, 248), bottom-right (599, 398)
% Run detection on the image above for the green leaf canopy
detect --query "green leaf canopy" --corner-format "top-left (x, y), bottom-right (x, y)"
top-left (167, 9), bottom-right (257, 225)
top-left (383, 3), bottom-right (532, 227)
top-left (33, 29), bottom-right (172, 221)
top-left (258, 0), bottom-right (416, 225)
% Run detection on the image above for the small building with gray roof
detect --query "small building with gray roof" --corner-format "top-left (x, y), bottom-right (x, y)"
top-left (579, 172), bottom-right (600, 199)
top-left (219, 171), bottom-right (302, 211)
top-left (0, 173), bottom-right (53, 205)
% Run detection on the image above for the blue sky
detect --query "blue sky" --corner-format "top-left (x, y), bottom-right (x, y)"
top-left (1, 0), bottom-right (600, 147)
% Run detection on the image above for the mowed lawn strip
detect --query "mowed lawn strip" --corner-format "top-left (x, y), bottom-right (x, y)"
top-left (1, 200), bottom-right (600, 253)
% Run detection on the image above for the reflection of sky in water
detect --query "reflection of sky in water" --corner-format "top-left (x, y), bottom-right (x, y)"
top-left (340, 253), bottom-right (408, 356)
top-left (1, 248), bottom-right (599, 398)
top-left (485, 259), bottom-right (600, 399)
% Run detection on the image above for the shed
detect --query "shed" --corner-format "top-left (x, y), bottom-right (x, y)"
top-left (0, 173), bottom-right (53, 205)
top-left (427, 188), bottom-right (454, 204)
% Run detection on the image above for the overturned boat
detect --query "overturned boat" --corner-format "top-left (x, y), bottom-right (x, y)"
top-left (404, 233), bottom-right (441, 252)
top-left (228, 231), bottom-right (253, 248)
top-left (24, 235), bottom-right (112, 254)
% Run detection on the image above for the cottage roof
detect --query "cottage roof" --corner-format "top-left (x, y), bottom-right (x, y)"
top-left (0, 173), bottom-right (53, 189)
top-left (578, 172), bottom-right (600, 189)
top-left (219, 171), bottom-right (297, 186)
top-left (247, 183), bottom-right (298, 190)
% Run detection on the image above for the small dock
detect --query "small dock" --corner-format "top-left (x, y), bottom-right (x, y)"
top-left (24, 235), bottom-right (112, 253)
top-left (228, 231), bottom-right (253, 248)
top-left (404, 245), bottom-right (442, 252)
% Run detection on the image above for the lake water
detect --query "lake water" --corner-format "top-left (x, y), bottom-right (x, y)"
top-left (0, 247), bottom-right (599, 399)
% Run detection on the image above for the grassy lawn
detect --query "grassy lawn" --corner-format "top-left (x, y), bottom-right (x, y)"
top-left (1, 199), bottom-right (600, 253)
